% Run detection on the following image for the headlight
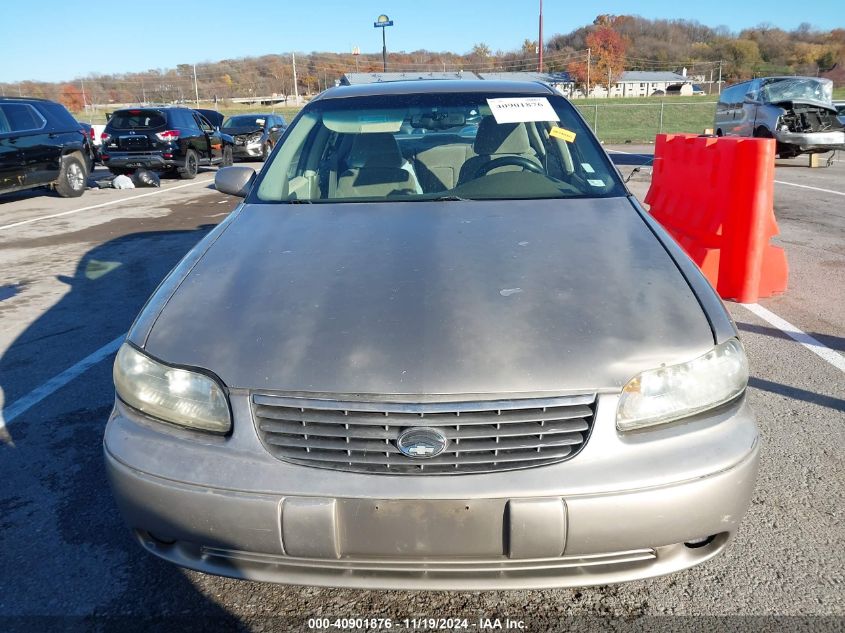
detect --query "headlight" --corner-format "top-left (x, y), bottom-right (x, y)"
top-left (616, 339), bottom-right (748, 431)
top-left (113, 343), bottom-right (231, 433)
top-left (247, 134), bottom-right (263, 145)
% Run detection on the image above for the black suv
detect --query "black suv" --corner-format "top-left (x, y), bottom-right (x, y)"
top-left (0, 96), bottom-right (91, 198)
top-left (100, 107), bottom-right (234, 178)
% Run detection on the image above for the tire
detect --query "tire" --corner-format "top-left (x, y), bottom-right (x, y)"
top-left (55, 155), bottom-right (86, 198)
top-left (753, 126), bottom-right (773, 138)
top-left (221, 145), bottom-right (234, 168)
top-left (261, 141), bottom-right (272, 162)
top-left (179, 149), bottom-right (199, 180)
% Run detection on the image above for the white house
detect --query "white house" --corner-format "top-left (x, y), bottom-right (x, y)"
top-left (587, 71), bottom-right (697, 98)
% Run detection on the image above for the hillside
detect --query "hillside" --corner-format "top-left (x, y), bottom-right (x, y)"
top-left (1, 15), bottom-right (842, 110)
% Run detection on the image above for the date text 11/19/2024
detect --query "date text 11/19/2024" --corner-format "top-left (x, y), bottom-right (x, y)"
top-left (306, 617), bottom-right (526, 630)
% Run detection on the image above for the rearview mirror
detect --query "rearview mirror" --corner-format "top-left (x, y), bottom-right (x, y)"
top-left (215, 166), bottom-right (256, 198)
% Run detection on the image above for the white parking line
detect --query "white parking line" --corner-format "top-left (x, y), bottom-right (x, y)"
top-left (0, 335), bottom-right (125, 432)
top-left (741, 303), bottom-right (845, 373)
top-left (0, 178), bottom-right (214, 232)
top-left (773, 180), bottom-right (845, 197)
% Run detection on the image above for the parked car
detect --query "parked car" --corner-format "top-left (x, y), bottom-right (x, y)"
top-left (691, 84), bottom-right (706, 96)
top-left (221, 113), bottom-right (286, 161)
top-left (714, 76), bottom-right (845, 158)
top-left (0, 96), bottom-right (89, 198)
top-left (105, 79), bottom-right (759, 590)
top-left (651, 89), bottom-right (665, 96)
top-left (100, 106), bottom-right (234, 178)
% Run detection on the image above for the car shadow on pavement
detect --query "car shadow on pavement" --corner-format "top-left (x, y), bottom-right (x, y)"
top-left (737, 321), bottom-right (845, 353)
top-left (748, 377), bottom-right (845, 412)
top-left (0, 224), bottom-right (248, 628)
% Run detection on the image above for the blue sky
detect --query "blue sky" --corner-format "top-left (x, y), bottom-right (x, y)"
top-left (1, 0), bottom-right (841, 82)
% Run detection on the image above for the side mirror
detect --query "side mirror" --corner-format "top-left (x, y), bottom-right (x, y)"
top-left (215, 166), bottom-right (256, 198)
top-left (270, 125), bottom-right (281, 132)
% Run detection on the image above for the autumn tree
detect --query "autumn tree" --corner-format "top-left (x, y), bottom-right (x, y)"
top-left (586, 25), bottom-right (628, 91)
top-left (59, 83), bottom-right (85, 112)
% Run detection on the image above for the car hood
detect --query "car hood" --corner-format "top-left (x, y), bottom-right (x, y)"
top-left (772, 99), bottom-right (838, 114)
top-left (138, 197), bottom-right (715, 395)
top-left (222, 126), bottom-right (263, 136)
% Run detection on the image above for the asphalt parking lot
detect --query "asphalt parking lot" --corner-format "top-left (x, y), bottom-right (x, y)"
top-left (0, 154), bottom-right (843, 631)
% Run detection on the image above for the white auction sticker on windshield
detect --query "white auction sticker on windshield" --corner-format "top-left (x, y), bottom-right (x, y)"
top-left (486, 97), bottom-right (560, 124)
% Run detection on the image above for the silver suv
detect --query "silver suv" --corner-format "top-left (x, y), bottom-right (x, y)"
top-left (714, 76), bottom-right (845, 158)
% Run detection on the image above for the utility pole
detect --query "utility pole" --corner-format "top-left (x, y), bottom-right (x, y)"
top-left (586, 48), bottom-right (591, 98)
top-left (80, 79), bottom-right (88, 114)
top-left (292, 53), bottom-right (300, 104)
top-left (717, 60), bottom-right (722, 94)
top-left (538, 0), bottom-right (544, 73)
top-left (193, 64), bottom-right (199, 105)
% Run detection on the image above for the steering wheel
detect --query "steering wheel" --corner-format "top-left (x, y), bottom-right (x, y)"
top-left (472, 155), bottom-right (545, 179)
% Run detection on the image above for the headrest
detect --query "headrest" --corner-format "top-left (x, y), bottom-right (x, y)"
top-left (473, 117), bottom-right (533, 155)
top-left (345, 133), bottom-right (403, 169)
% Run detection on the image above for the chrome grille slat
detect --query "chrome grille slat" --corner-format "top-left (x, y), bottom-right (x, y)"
top-left (264, 432), bottom-right (585, 454)
top-left (271, 446), bottom-right (574, 465)
top-left (257, 418), bottom-right (589, 439)
top-left (253, 404), bottom-right (593, 426)
top-left (253, 394), bottom-right (595, 475)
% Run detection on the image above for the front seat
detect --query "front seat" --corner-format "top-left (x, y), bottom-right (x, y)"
top-left (335, 133), bottom-right (418, 198)
top-left (458, 117), bottom-right (541, 184)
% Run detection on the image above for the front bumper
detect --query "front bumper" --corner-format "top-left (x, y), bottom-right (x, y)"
top-left (775, 129), bottom-right (845, 152)
top-left (232, 143), bottom-right (263, 158)
top-left (104, 394), bottom-right (760, 590)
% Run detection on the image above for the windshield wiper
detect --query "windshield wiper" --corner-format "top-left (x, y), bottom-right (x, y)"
top-left (433, 195), bottom-right (469, 201)
top-left (286, 199), bottom-right (313, 204)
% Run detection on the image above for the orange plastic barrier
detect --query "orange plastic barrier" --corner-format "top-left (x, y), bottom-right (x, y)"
top-left (644, 133), bottom-right (788, 303)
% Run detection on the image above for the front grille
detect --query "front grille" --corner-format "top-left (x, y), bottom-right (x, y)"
top-left (252, 394), bottom-right (595, 474)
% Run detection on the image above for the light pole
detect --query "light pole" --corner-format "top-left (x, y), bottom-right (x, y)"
top-left (374, 14), bottom-right (394, 73)
top-left (538, 0), bottom-right (544, 73)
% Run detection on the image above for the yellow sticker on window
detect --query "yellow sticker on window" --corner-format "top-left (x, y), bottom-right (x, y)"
top-left (550, 126), bottom-right (576, 142)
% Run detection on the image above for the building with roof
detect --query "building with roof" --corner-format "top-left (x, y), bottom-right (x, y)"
top-left (339, 71), bottom-right (481, 86)
top-left (588, 71), bottom-right (697, 98)
top-left (476, 71), bottom-right (572, 95)
top-left (337, 69), bottom-right (703, 99)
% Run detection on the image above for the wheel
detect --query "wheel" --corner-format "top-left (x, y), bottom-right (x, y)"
top-left (715, 129), bottom-right (723, 137)
top-left (221, 145), bottom-right (234, 168)
top-left (261, 141), bottom-right (272, 162)
top-left (55, 155), bottom-right (86, 198)
top-left (179, 149), bottom-right (199, 179)
top-left (753, 126), bottom-right (773, 138)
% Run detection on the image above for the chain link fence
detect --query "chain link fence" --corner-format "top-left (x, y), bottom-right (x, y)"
top-left (574, 101), bottom-right (718, 144)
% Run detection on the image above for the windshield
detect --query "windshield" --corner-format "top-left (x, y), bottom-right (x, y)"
top-left (223, 115), bottom-right (266, 128)
top-left (760, 78), bottom-right (833, 104)
top-left (253, 91), bottom-right (625, 203)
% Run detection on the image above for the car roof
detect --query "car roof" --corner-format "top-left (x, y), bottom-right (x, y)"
top-left (313, 79), bottom-right (556, 102)
top-left (0, 96), bottom-right (57, 103)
